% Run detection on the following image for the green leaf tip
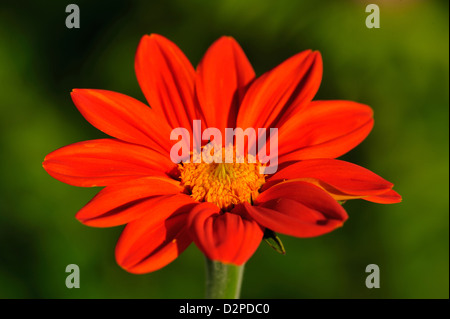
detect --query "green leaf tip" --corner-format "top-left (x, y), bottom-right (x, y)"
top-left (263, 229), bottom-right (286, 255)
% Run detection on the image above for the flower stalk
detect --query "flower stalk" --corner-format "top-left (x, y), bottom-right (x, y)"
top-left (205, 258), bottom-right (244, 299)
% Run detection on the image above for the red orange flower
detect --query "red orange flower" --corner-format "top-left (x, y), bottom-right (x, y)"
top-left (43, 34), bottom-right (401, 274)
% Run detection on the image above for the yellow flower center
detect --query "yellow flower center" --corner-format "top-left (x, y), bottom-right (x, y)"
top-left (179, 144), bottom-right (266, 211)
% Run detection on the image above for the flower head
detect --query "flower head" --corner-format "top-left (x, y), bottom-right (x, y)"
top-left (43, 34), bottom-right (401, 273)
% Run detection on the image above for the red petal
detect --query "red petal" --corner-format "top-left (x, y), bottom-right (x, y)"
top-left (135, 34), bottom-right (197, 133)
top-left (245, 181), bottom-right (348, 237)
top-left (363, 189), bottom-right (402, 204)
top-left (71, 89), bottom-right (173, 155)
top-left (75, 177), bottom-right (183, 227)
top-left (43, 139), bottom-right (175, 187)
top-left (188, 203), bottom-right (263, 265)
top-left (196, 36), bottom-right (255, 133)
top-left (237, 50), bottom-right (322, 130)
top-left (116, 195), bottom-right (196, 274)
top-left (277, 100), bottom-right (373, 162)
top-left (264, 159), bottom-right (395, 200)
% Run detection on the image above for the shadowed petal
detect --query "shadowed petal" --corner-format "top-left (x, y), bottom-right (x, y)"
top-left (237, 50), bottom-right (322, 130)
top-left (264, 159), bottom-right (397, 201)
top-left (135, 34), bottom-right (197, 133)
top-left (43, 139), bottom-right (176, 187)
top-left (245, 181), bottom-right (348, 238)
top-left (188, 203), bottom-right (263, 265)
top-left (276, 100), bottom-right (374, 162)
top-left (71, 89), bottom-right (173, 155)
top-left (75, 177), bottom-right (183, 227)
top-left (116, 195), bottom-right (196, 274)
top-left (196, 36), bottom-right (255, 134)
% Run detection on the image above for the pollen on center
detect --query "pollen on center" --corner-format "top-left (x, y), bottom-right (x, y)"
top-left (178, 144), bottom-right (266, 211)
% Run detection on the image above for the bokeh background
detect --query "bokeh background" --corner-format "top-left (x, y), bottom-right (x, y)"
top-left (0, 0), bottom-right (448, 298)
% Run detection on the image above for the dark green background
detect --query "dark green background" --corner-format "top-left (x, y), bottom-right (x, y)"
top-left (0, 0), bottom-right (448, 298)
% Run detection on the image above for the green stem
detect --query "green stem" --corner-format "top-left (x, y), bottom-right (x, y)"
top-left (205, 258), bottom-right (245, 299)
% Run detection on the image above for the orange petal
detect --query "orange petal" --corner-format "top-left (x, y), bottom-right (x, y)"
top-left (71, 89), bottom-right (173, 155)
top-left (264, 159), bottom-right (396, 201)
top-left (135, 34), bottom-right (197, 133)
top-left (237, 50), bottom-right (322, 130)
top-left (75, 177), bottom-right (183, 227)
top-left (245, 181), bottom-right (348, 238)
top-left (116, 194), bottom-right (196, 274)
top-left (277, 100), bottom-right (374, 162)
top-left (188, 203), bottom-right (263, 265)
top-left (43, 139), bottom-right (175, 187)
top-left (196, 36), bottom-right (255, 134)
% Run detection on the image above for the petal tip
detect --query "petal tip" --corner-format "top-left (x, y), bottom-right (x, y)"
top-left (221, 35), bottom-right (237, 42)
top-left (146, 33), bottom-right (167, 43)
top-left (75, 215), bottom-right (88, 226)
top-left (312, 50), bottom-right (323, 63)
top-left (42, 159), bottom-right (48, 170)
top-left (70, 88), bottom-right (83, 95)
top-left (312, 50), bottom-right (322, 57)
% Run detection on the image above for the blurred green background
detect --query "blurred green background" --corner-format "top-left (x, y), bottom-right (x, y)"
top-left (0, 0), bottom-right (448, 298)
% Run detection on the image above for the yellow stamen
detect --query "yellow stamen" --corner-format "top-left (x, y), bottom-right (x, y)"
top-left (179, 144), bottom-right (266, 211)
